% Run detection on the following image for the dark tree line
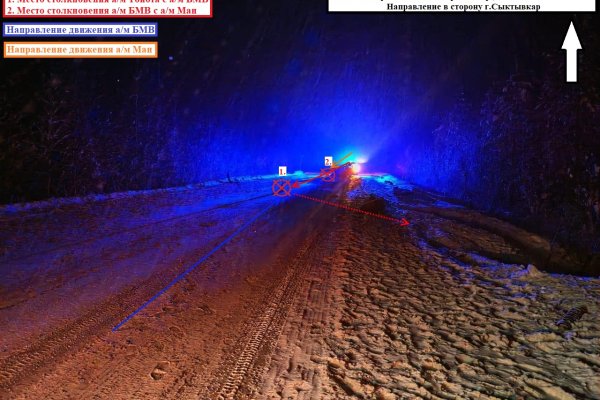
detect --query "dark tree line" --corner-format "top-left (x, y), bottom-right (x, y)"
top-left (0, 62), bottom-right (178, 202)
top-left (410, 33), bottom-right (600, 259)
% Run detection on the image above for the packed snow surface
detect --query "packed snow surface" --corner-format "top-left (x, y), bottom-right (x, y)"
top-left (0, 174), bottom-right (598, 399)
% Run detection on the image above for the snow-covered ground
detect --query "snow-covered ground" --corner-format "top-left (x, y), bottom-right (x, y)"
top-left (259, 176), bottom-right (600, 400)
top-left (0, 174), bottom-right (598, 399)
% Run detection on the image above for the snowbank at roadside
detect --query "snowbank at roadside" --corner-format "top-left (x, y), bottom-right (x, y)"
top-left (0, 171), bottom-right (309, 216)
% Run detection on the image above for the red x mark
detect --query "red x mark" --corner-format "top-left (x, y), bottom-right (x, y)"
top-left (272, 179), bottom-right (292, 197)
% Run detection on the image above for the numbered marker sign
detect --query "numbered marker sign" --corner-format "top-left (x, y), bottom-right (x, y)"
top-left (278, 166), bottom-right (287, 176)
top-left (324, 156), bottom-right (333, 166)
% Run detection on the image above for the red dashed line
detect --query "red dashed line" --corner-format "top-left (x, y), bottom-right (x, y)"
top-left (293, 193), bottom-right (409, 226)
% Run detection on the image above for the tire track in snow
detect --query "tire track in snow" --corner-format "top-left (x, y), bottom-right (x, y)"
top-left (213, 199), bottom-right (341, 400)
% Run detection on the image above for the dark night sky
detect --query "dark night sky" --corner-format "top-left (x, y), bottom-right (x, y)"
top-left (1, 8), bottom-right (587, 125)
top-left (2, 7), bottom-right (584, 110)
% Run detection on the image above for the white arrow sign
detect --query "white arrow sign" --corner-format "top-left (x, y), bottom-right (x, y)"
top-left (562, 22), bottom-right (582, 83)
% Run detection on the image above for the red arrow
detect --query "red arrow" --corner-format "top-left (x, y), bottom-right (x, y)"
top-left (294, 193), bottom-right (410, 226)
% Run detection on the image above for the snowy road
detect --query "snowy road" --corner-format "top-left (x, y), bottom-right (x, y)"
top-left (0, 176), bottom-right (598, 399)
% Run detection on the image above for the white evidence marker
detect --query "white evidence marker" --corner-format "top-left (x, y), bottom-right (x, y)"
top-left (324, 156), bottom-right (333, 166)
top-left (278, 166), bottom-right (287, 176)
